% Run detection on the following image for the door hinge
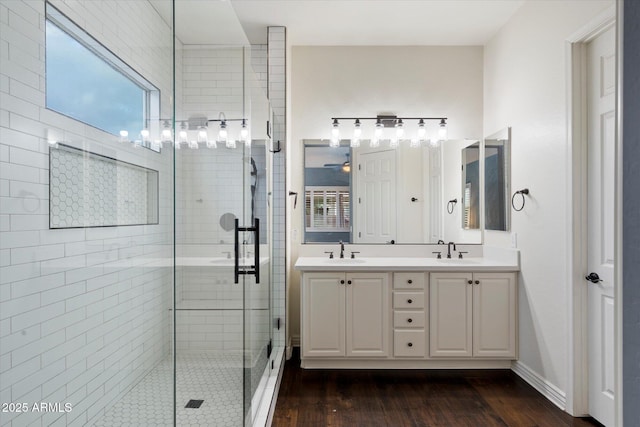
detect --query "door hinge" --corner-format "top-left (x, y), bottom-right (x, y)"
top-left (267, 339), bottom-right (272, 358)
top-left (276, 317), bottom-right (281, 330)
top-left (358, 164), bottom-right (361, 171)
top-left (358, 197), bottom-right (361, 204)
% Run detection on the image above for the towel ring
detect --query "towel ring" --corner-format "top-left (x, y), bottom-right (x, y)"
top-left (447, 198), bottom-right (457, 214)
top-left (511, 188), bottom-right (529, 212)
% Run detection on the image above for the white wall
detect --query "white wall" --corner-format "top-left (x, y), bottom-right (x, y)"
top-left (483, 0), bottom-right (612, 407)
top-left (0, 1), bottom-right (174, 426)
top-left (288, 46), bottom-right (484, 341)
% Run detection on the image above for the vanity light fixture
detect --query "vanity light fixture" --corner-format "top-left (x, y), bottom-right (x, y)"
top-left (119, 130), bottom-right (129, 143)
top-left (161, 120), bottom-right (172, 143)
top-left (329, 115), bottom-right (448, 148)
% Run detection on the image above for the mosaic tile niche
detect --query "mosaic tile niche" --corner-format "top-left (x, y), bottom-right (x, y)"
top-left (50, 144), bottom-right (159, 228)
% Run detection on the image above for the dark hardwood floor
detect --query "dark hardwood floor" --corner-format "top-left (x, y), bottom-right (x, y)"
top-left (273, 349), bottom-right (603, 427)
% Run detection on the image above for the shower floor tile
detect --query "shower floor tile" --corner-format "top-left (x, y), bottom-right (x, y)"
top-left (93, 353), bottom-right (243, 427)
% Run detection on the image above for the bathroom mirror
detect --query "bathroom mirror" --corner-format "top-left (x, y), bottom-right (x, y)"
top-left (461, 142), bottom-right (481, 230)
top-left (302, 139), bottom-right (483, 245)
top-left (484, 127), bottom-right (511, 231)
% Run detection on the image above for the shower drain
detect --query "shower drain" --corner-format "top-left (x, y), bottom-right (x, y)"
top-left (185, 400), bottom-right (204, 409)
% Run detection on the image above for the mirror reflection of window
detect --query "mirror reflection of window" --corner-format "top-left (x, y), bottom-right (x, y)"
top-left (304, 145), bottom-right (351, 243)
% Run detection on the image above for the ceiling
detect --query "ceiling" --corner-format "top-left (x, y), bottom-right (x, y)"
top-left (231, 0), bottom-right (525, 46)
top-left (155, 0), bottom-right (525, 47)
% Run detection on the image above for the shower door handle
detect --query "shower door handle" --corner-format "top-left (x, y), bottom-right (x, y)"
top-left (234, 218), bottom-right (260, 284)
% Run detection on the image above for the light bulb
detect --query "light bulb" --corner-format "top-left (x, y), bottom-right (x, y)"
top-left (417, 119), bottom-right (426, 140)
top-left (353, 119), bottom-right (362, 139)
top-left (140, 129), bottom-right (150, 141)
top-left (189, 140), bottom-right (199, 149)
top-left (207, 140), bottom-right (217, 149)
top-left (240, 119), bottom-right (249, 142)
top-left (429, 139), bottom-right (440, 148)
top-left (374, 120), bottom-right (384, 140)
top-left (329, 137), bottom-right (340, 148)
top-left (161, 128), bottom-right (172, 143)
top-left (331, 119), bottom-right (340, 139)
top-left (438, 119), bottom-right (447, 140)
top-left (351, 138), bottom-right (360, 148)
top-left (119, 130), bottom-right (129, 142)
top-left (218, 121), bottom-right (228, 141)
top-left (197, 127), bottom-right (208, 144)
top-left (179, 130), bottom-right (188, 144)
top-left (395, 119), bottom-right (404, 140)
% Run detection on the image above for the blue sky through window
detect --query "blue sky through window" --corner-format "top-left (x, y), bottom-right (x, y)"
top-left (45, 20), bottom-right (145, 137)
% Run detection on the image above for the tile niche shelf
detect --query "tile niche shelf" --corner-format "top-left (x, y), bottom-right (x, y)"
top-left (49, 144), bottom-right (159, 228)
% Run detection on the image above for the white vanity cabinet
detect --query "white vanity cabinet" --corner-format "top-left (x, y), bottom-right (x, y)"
top-left (301, 272), bottom-right (390, 359)
top-left (429, 272), bottom-right (517, 358)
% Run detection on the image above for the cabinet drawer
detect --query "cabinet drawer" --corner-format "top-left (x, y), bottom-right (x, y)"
top-left (393, 311), bottom-right (425, 328)
top-left (394, 330), bottom-right (426, 357)
top-left (393, 292), bottom-right (425, 309)
top-left (393, 273), bottom-right (425, 290)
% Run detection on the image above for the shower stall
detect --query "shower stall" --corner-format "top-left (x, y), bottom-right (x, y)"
top-left (0, 1), bottom-right (283, 426)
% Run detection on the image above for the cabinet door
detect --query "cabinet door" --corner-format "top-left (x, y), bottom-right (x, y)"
top-left (473, 272), bottom-right (517, 358)
top-left (346, 273), bottom-right (390, 357)
top-left (429, 272), bottom-right (473, 357)
top-left (302, 273), bottom-right (346, 358)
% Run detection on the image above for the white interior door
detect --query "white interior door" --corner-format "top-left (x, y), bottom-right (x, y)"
top-left (586, 24), bottom-right (615, 427)
top-left (356, 150), bottom-right (396, 243)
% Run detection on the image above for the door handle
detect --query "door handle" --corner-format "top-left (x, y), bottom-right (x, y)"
top-left (234, 218), bottom-right (260, 284)
top-left (585, 272), bottom-right (602, 283)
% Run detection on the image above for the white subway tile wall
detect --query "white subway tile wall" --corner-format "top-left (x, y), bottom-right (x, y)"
top-left (0, 1), bottom-right (174, 427)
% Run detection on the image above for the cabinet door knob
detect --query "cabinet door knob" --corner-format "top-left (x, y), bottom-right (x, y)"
top-left (407, 279), bottom-right (413, 284)
top-left (340, 280), bottom-right (345, 284)
top-left (467, 280), bottom-right (473, 284)
top-left (475, 280), bottom-right (480, 285)
top-left (347, 280), bottom-right (352, 285)
top-left (407, 318), bottom-right (413, 323)
top-left (407, 342), bottom-right (413, 347)
top-left (407, 299), bottom-right (413, 304)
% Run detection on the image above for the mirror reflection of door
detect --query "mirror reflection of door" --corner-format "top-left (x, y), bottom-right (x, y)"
top-left (461, 142), bottom-right (480, 230)
top-left (355, 149), bottom-right (397, 243)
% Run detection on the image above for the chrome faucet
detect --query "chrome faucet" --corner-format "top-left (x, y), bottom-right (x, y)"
top-left (339, 240), bottom-right (345, 259)
top-left (447, 242), bottom-right (456, 259)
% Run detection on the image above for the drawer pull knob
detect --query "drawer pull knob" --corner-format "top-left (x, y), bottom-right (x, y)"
top-left (407, 299), bottom-right (413, 304)
top-left (407, 279), bottom-right (413, 284)
top-left (475, 280), bottom-right (480, 285)
top-left (347, 280), bottom-right (352, 285)
top-left (340, 280), bottom-right (345, 284)
top-left (407, 318), bottom-right (413, 323)
top-left (468, 280), bottom-right (473, 284)
top-left (407, 342), bottom-right (413, 347)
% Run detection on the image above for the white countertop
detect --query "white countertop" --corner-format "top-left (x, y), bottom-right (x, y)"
top-left (294, 256), bottom-right (519, 272)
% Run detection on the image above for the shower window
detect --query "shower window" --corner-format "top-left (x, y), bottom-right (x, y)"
top-left (45, 3), bottom-right (159, 146)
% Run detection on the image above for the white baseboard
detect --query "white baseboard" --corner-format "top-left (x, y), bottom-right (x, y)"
top-left (511, 360), bottom-right (567, 410)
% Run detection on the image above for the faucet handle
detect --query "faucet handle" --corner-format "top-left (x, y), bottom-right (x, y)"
top-left (324, 251), bottom-right (334, 259)
top-left (350, 251), bottom-right (360, 259)
top-left (458, 251), bottom-right (468, 259)
top-left (432, 251), bottom-right (442, 259)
